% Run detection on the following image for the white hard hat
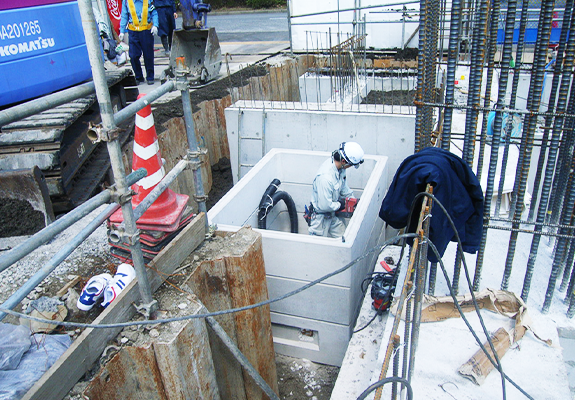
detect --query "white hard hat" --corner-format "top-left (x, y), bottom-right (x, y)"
top-left (339, 142), bottom-right (364, 168)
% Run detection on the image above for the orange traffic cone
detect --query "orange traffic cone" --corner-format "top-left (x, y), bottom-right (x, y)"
top-left (109, 94), bottom-right (188, 232)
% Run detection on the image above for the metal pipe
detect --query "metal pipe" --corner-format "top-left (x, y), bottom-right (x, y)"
top-left (0, 169), bottom-right (146, 273)
top-left (290, 1), bottom-right (419, 19)
top-left (181, 86), bottom-right (208, 222)
top-left (114, 81), bottom-right (175, 126)
top-left (133, 159), bottom-right (189, 221)
top-left (77, 0), bottom-right (155, 313)
top-left (205, 316), bottom-right (280, 400)
top-left (0, 204), bottom-right (119, 321)
top-left (502, 0), bottom-right (555, 291)
top-left (0, 81), bottom-right (96, 127)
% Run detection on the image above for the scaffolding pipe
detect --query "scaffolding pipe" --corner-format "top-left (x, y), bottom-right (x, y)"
top-left (0, 81), bottom-right (96, 127)
top-left (0, 203), bottom-right (120, 321)
top-left (180, 87), bottom-right (208, 221)
top-left (113, 81), bottom-right (175, 126)
top-left (502, 0), bottom-right (555, 291)
top-left (0, 169), bottom-right (146, 273)
top-left (77, 0), bottom-right (155, 313)
top-left (205, 316), bottom-right (280, 400)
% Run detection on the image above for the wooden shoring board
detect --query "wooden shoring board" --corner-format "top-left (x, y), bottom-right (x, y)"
top-left (184, 227), bottom-right (278, 400)
top-left (22, 213), bottom-right (207, 400)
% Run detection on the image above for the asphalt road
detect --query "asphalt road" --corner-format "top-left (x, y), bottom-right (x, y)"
top-left (172, 11), bottom-right (289, 42)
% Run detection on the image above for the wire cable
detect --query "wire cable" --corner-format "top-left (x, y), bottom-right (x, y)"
top-left (0, 233), bottom-right (419, 330)
top-left (415, 191), bottom-right (533, 400)
top-left (356, 377), bottom-right (413, 400)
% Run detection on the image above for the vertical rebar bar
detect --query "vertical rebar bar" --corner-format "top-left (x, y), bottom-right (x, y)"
top-left (392, 334), bottom-right (401, 400)
top-left (475, 0), bottom-right (501, 180)
top-left (529, 1), bottom-right (573, 222)
top-left (441, 0), bottom-right (462, 149)
top-left (521, 7), bottom-right (575, 313)
top-left (427, 262), bottom-right (437, 295)
top-left (462, 0), bottom-right (489, 166)
top-left (502, 0), bottom-right (555, 291)
top-left (414, 0), bottom-right (428, 151)
top-left (473, 0), bottom-right (517, 290)
top-left (494, 0), bottom-right (531, 217)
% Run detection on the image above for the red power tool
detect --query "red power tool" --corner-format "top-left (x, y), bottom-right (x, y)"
top-left (336, 197), bottom-right (358, 218)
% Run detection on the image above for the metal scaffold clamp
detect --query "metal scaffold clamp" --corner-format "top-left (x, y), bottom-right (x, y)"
top-left (87, 122), bottom-right (121, 143)
top-left (185, 148), bottom-right (208, 170)
top-left (135, 299), bottom-right (159, 319)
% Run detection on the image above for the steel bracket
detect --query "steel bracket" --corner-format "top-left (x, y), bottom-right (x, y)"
top-left (88, 122), bottom-right (120, 143)
top-left (109, 186), bottom-right (134, 206)
top-left (108, 225), bottom-right (141, 246)
top-left (135, 299), bottom-right (159, 319)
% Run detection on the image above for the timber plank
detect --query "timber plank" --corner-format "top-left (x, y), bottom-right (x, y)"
top-left (22, 213), bottom-right (206, 400)
top-left (185, 257), bottom-right (247, 400)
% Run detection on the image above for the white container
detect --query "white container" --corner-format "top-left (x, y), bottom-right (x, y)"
top-left (208, 148), bottom-right (389, 365)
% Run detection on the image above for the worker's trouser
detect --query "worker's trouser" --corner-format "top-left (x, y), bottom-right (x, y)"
top-left (157, 6), bottom-right (176, 48)
top-left (308, 212), bottom-right (346, 238)
top-left (128, 29), bottom-right (155, 82)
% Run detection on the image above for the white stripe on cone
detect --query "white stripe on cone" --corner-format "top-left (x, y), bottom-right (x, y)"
top-left (133, 139), bottom-right (160, 160)
top-left (136, 113), bottom-right (155, 131)
top-left (134, 165), bottom-right (166, 189)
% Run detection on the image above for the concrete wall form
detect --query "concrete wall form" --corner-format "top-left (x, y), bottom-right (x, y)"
top-left (224, 100), bottom-right (415, 184)
top-left (207, 148), bottom-right (389, 366)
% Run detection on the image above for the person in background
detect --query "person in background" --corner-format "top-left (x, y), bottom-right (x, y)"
top-left (155, 0), bottom-right (178, 56)
top-left (308, 142), bottom-right (365, 238)
top-left (119, 0), bottom-right (159, 85)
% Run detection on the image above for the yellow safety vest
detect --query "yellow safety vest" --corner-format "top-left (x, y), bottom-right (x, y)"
top-left (127, 0), bottom-right (153, 31)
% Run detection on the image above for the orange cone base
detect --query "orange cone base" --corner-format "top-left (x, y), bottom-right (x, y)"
top-left (109, 192), bottom-right (189, 233)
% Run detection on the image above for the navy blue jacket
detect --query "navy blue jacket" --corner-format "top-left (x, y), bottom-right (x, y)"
top-left (379, 147), bottom-right (484, 262)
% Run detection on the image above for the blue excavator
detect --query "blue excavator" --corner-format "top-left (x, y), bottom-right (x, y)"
top-left (0, 0), bottom-right (221, 236)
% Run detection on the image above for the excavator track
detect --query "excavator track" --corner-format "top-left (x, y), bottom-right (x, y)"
top-left (0, 68), bottom-right (138, 213)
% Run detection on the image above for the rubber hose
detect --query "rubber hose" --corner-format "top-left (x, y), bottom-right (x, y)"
top-left (258, 190), bottom-right (298, 233)
top-left (258, 179), bottom-right (281, 209)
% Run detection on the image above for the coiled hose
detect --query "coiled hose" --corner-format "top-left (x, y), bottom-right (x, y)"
top-left (258, 179), bottom-right (298, 233)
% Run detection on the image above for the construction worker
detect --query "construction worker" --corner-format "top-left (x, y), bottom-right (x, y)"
top-left (119, 0), bottom-right (159, 85)
top-left (155, 0), bottom-right (177, 56)
top-left (308, 142), bottom-right (364, 238)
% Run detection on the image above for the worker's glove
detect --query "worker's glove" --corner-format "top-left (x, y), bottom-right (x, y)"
top-left (151, 26), bottom-right (158, 36)
top-left (337, 199), bottom-right (346, 212)
top-left (119, 33), bottom-right (125, 42)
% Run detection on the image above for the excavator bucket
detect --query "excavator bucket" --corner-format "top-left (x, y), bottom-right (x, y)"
top-left (169, 27), bottom-right (222, 83)
top-left (0, 166), bottom-right (55, 237)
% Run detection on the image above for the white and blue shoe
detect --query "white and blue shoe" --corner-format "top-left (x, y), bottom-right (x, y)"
top-left (77, 273), bottom-right (113, 311)
top-left (101, 263), bottom-right (136, 308)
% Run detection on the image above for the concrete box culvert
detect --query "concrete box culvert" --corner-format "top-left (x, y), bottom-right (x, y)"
top-left (208, 148), bottom-right (389, 366)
